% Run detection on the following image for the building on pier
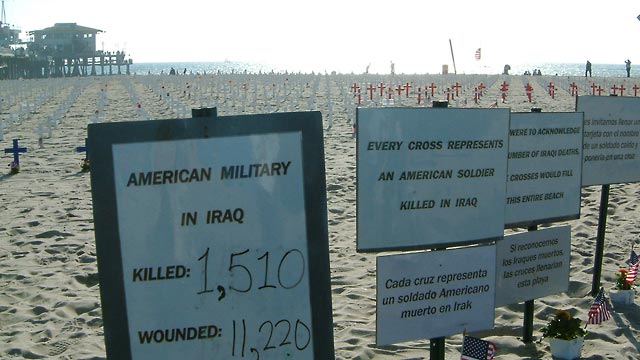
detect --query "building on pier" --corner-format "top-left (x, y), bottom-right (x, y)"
top-left (25, 22), bottom-right (132, 78)
top-left (0, 1), bottom-right (133, 80)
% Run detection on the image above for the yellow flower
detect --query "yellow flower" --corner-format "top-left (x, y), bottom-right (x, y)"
top-left (555, 310), bottom-right (571, 320)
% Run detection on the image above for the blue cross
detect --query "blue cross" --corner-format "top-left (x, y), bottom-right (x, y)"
top-left (4, 139), bottom-right (27, 167)
top-left (76, 138), bottom-right (89, 157)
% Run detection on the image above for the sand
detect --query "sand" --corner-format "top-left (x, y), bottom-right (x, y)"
top-left (1, 72), bottom-right (639, 359)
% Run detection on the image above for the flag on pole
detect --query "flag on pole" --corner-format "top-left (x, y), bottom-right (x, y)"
top-left (475, 48), bottom-right (482, 60)
top-left (626, 250), bottom-right (639, 283)
top-left (460, 336), bottom-right (496, 360)
top-left (586, 287), bottom-right (610, 326)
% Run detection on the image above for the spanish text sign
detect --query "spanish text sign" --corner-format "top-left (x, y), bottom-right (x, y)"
top-left (88, 113), bottom-right (334, 360)
top-left (505, 112), bottom-right (583, 227)
top-left (376, 245), bottom-right (496, 345)
top-left (495, 225), bottom-right (571, 307)
top-left (356, 108), bottom-right (510, 251)
top-left (577, 96), bottom-right (640, 186)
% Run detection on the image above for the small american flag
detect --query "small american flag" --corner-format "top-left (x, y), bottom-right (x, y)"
top-left (587, 288), bottom-right (610, 326)
top-left (461, 336), bottom-right (496, 360)
top-left (626, 250), bottom-right (639, 283)
top-left (475, 48), bottom-right (482, 61)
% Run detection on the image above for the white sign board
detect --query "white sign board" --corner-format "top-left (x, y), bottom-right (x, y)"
top-left (577, 96), bottom-right (640, 186)
top-left (376, 245), bottom-right (496, 345)
top-left (505, 112), bottom-right (583, 227)
top-left (88, 114), bottom-right (334, 360)
top-left (495, 226), bottom-right (571, 307)
top-left (357, 108), bottom-right (510, 251)
top-left (115, 134), bottom-right (315, 359)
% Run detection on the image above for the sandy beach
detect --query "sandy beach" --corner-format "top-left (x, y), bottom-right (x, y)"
top-left (1, 72), bottom-right (639, 359)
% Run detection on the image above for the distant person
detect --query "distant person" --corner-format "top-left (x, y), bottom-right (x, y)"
top-left (170, 67), bottom-right (176, 75)
top-left (390, 61), bottom-right (395, 75)
top-left (585, 60), bottom-right (592, 77)
top-left (502, 64), bottom-right (511, 75)
top-left (625, 59), bottom-right (631, 77)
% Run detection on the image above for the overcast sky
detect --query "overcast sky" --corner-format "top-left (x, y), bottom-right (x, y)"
top-left (4, 0), bottom-right (639, 73)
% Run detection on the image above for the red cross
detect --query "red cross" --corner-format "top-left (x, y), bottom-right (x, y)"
top-left (500, 81), bottom-right (508, 102)
top-left (525, 83), bottom-right (533, 102)
top-left (396, 84), bottom-right (404, 96)
top-left (478, 82), bottom-right (485, 96)
top-left (570, 82), bottom-right (578, 96)
top-left (405, 82), bottom-right (412, 97)
top-left (590, 83), bottom-right (598, 95)
top-left (633, 84), bottom-right (639, 96)
top-left (367, 84), bottom-right (375, 100)
top-left (452, 82), bottom-right (462, 97)
top-left (547, 82), bottom-right (555, 95)
top-left (597, 86), bottom-right (604, 96)
top-left (351, 83), bottom-right (359, 93)
top-left (378, 83), bottom-right (386, 97)
top-left (611, 84), bottom-right (619, 96)
top-left (428, 83), bottom-right (437, 96)
top-left (357, 89), bottom-right (362, 105)
top-left (619, 84), bottom-right (626, 96)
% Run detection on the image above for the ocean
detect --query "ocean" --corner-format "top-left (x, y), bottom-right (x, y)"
top-left (128, 61), bottom-right (632, 78)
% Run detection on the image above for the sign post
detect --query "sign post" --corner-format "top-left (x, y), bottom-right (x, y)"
top-left (576, 96), bottom-right (640, 294)
top-left (376, 245), bottom-right (496, 345)
top-left (356, 107), bottom-right (510, 251)
top-left (357, 105), bottom-right (508, 359)
top-left (88, 112), bottom-right (334, 359)
top-left (505, 111), bottom-right (583, 227)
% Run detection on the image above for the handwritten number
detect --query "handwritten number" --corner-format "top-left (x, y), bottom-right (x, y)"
top-left (241, 319), bottom-right (247, 357)
top-left (278, 249), bottom-right (305, 289)
top-left (295, 320), bottom-right (311, 351)
top-left (257, 252), bottom-right (276, 289)
top-left (275, 319), bottom-right (292, 346)
top-left (259, 321), bottom-right (276, 350)
top-left (229, 249), bottom-right (252, 293)
top-left (232, 320), bottom-right (236, 356)
top-left (232, 318), bottom-right (310, 357)
top-left (197, 247), bottom-right (214, 294)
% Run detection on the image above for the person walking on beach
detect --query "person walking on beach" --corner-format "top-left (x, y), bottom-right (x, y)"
top-left (625, 59), bottom-right (631, 77)
top-left (585, 60), bottom-right (592, 77)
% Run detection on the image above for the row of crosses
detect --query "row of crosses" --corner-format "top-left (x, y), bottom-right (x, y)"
top-left (3, 138), bottom-right (88, 174)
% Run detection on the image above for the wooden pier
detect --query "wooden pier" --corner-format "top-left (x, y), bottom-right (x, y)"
top-left (0, 22), bottom-right (132, 80)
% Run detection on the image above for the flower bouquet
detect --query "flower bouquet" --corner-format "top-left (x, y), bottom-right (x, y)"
top-left (8, 160), bottom-right (19, 174)
top-left (540, 310), bottom-right (586, 360)
top-left (610, 268), bottom-right (635, 305)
